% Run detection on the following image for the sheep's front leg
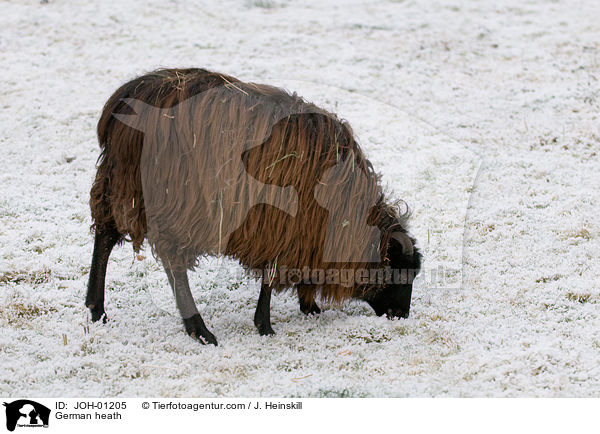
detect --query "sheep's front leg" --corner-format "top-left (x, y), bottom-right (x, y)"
top-left (298, 294), bottom-right (321, 316)
top-left (164, 266), bottom-right (217, 346)
top-left (254, 282), bottom-right (275, 336)
top-left (297, 283), bottom-right (321, 315)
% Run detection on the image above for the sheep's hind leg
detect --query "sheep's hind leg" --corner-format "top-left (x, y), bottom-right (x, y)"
top-left (164, 266), bottom-right (217, 346)
top-left (86, 224), bottom-right (121, 323)
top-left (254, 283), bottom-right (275, 336)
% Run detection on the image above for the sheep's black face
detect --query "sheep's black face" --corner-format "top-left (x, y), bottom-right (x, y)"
top-left (363, 235), bottom-right (421, 319)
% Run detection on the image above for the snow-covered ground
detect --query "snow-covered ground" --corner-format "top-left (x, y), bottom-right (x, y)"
top-left (1, 0), bottom-right (599, 397)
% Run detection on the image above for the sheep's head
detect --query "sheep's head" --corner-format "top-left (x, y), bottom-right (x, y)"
top-left (361, 230), bottom-right (421, 319)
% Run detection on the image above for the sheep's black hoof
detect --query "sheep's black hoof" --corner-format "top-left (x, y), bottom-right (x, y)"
top-left (88, 304), bottom-right (107, 323)
top-left (183, 314), bottom-right (218, 346)
top-left (385, 308), bottom-right (409, 320)
top-left (255, 321), bottom-right (275, 336)
top-left (299, 300), bottom-right (321, 316)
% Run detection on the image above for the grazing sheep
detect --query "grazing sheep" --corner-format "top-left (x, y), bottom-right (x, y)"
top-left (87, 68), bottom-right (421, 345)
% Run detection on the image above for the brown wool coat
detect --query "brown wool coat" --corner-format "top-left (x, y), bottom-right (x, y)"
top-left (91, 68), bottom-right (405, 304)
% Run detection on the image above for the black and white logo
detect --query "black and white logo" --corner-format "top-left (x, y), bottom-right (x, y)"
top-left (3, 401), bottom-right (50, 432)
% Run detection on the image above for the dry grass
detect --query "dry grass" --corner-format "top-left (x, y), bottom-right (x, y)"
top-left (0, 302), bottom-right (57, 325)
top-left (566, 291), bottom-right (593, 304)
top-left (0, 267), bottom-right (52, 285)
top-left (347, 329), bottom-right (392, 344)
top-left (560, 227), bottom-right (593, 241)
top-left (536, 274), bottom-right (561, 284)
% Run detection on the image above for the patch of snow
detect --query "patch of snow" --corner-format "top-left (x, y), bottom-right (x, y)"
top-left (1, 0), bottom-right (599, 397)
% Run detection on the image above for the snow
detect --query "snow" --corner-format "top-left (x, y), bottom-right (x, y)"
top-left (1, 0), bottom-right (599, 397)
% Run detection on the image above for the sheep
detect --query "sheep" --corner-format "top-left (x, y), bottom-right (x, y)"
top-left (86, 68), bottom-right (421, 345)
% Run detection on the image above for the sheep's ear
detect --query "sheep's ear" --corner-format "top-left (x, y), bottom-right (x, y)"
top-left (391, 232), bottom-right (414, 256)
top-left (112, 98), bottom-right (157, 132)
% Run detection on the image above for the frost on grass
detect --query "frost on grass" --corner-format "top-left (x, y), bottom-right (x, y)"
top-left (1, 0), bottom-right (600, 397)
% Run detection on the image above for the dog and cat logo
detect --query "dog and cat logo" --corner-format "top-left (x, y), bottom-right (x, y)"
top-left (3, 401), bottom-right (50, 431)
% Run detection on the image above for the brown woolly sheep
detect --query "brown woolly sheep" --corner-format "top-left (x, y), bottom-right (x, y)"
top-left (87, 68), bottom-right (421, 345)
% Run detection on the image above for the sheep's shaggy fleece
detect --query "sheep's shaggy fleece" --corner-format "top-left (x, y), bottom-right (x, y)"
top-left (92, 68), bottom-right (412, 305)
top-left (1, 0), bottom-right (599, 397)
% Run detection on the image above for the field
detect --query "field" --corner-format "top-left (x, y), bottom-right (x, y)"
top-left (1, 0), bottom-right (599, 397)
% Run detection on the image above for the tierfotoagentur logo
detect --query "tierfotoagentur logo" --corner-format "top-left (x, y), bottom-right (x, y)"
top-left (3, 400), bottom-right (50, 431)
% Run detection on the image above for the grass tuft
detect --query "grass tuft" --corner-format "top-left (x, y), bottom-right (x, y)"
top-left (566, 291), bottom-right (592, 304)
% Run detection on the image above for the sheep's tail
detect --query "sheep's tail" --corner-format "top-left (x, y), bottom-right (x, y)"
top-left (90, 75), bottom-right (149, 249)
top-left (90, 69), bottom-right (237, 251)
